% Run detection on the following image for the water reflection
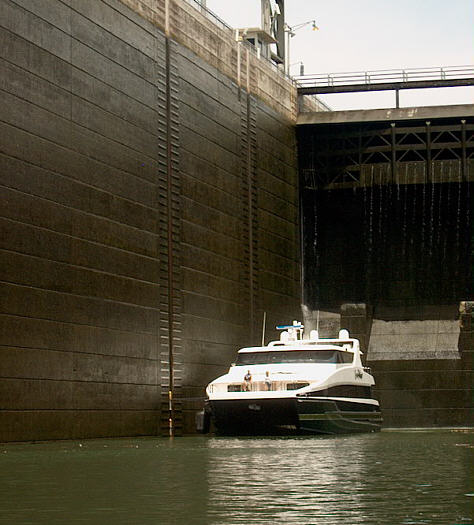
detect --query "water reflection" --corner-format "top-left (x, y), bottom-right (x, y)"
top-left (0, 431), bottom-right (473, 525)
top-left (206, 435), bottom-right (373, 524)
top-left (205, 432), bottom-right (474, 525)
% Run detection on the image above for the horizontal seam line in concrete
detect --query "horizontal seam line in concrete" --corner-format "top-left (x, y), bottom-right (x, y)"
top-left (178, 48), bottom-right (238, 86)
top-left (180, 241), bottom-right (245, 267)
top-left (0, 409), bottom-right (161, 412)
top-left (0, 344), bottom-right (159, 361)
top-left (258, 173), bottom-right (298, 196)
top-left (0, 153), bottom-right (159, 217)
top-left (182, 293), bottom-right (242, 307)
top-left (257, 125), bottom-right (295, 145)
top-left (260, 255), bottom-right (299, 270)
top-left (180, 126), bottom-right (241, 162)
top-left (0, 57), bottom-right (160, 140)
top-left (257, 137), bottom-right (297, 160)
top-left (259, 187), bottom-right (297, 205)
top-left (251, 88), bottom-right (294, 120)
top-left (182, 312), bottom-right (245, 331)
top-left (1, 281), bottom-right (161, 313)
top-left (0, 117), bottom-right (158, 189)
top-left (66, 0), bottom-right (161, 56)
top-left (173, 28), bottom-right (237, 72)
top-left (178, 104), bottom-right (239, 139)
top-left (259, 247), bottom-right (299, 264)
top-left (257, 184), bottom-right (298, 205)
top-left (259, 245), bottom-right (301, 265)
top-left (181, 265), bottom-right (242, 286)
top-left (259, 271), bottom-right (299, 286)
top-left (178, 91), bottom-right (239, 125)
top-left (181, 195), bottom-right (241, 224)
top-left (8, 0), bottom-right (159, 89)
top-left (96, 0), bottom-right (162, 38)
top-left (258, 206), bottom-right (298, 226)
top-left (256, 114), bottom-right (296, 143)
top-left (181, 312), bottom-right (244, 328)
top-left (0, 248), bottom-right (160, 287)
top-left (183, 289), bottom-right (243, 309)
top-left (0, 216), bottom-right (158, 261)
top-left (260, 279), bottom-right (299, 294)
top-left (179, 90), bottom-right (240, 131)
top-left (259, 288), bottom-right (300, 300)
top-left (0, 279), bottom-right (160, 313)
top-left (180, 341), bottom-right (236, 350)
top-left (1, 183), bottom-right (159, 238)
top-left (0, 88), bottom-right (160, 166)
top-left (0, 313), bottom-right (156, 337)
top-left (181, 217), bottom-right (241, 244)
top-left (258, 168), bottom-right (298, 187)
top-left (259, 227), bottom-right (298, 243)
top-left (256, 154), bottom-right (298, 177)
top-left (0, 25), bottom-right (159, 113)
top-left (0, 376), bottom-right (160, 386)
top-left (259, 231), bottom-right (298, 248)
top-left (180, 170), bottom-right (241, 202)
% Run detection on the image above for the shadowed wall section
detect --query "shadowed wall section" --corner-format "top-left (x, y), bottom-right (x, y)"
top-left (176, 44), bottom-right (300, 431)
top-left (1, 0), bottom-right (165, 440)
top-left (298, 114), bottom-right (474, 427)
top-left (0, 0), bottom-right (301, 441)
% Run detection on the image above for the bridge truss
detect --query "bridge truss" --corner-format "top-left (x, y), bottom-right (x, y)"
top-left (298, 116), bottom-right (474, 190)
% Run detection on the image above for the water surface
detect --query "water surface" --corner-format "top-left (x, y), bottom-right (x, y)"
top-left (1, 430), bottom-right (473, 524)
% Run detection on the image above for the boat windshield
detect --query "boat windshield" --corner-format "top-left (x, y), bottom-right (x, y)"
top-left (235, 350), bottom-right (353, 365)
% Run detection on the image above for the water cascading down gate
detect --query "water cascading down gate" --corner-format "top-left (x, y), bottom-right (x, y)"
top-left (298, 113), bottom-right (473, 337)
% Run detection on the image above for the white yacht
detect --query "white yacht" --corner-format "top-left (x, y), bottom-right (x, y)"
top-left (203, 321), bottom-right (382, 435)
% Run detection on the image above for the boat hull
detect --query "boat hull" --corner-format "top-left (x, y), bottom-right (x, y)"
top-left (297, 397), bottom-right (382, 434)
top-left (208, 396), bottom-right (382, 435)
top-left (209, 397), bottom-right (299, 435)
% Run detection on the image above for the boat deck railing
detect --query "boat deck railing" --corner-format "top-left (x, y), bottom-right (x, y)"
top-left (210, 381), bottom-right (310, 393)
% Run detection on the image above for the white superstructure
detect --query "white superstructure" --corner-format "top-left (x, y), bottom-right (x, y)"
top-left (203, 321), bottom-right (382, 435)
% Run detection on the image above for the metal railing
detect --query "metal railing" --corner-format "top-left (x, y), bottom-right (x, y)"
top-left (183, 0), bottom-right (234, 33)
top-left (295, 65), bottom-right (474, 88)
top-left (182, 0), bottom-right (296, 84)
top-left (208, 381), bottom-right (310, 393)
top-left (301, 93), bottom-right (332, 112)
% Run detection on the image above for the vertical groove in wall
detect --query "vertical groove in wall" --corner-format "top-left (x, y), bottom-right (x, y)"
top-left (159, 37), bottom-right (182, 435)
top-left (240, 93), bottom-right (259, 345)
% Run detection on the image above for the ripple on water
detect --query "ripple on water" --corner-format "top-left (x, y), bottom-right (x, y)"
top-left (0, 431), bottom-right (473, 525)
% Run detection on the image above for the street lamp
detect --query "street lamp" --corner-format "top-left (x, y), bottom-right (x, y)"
top-left (284, 19), bottom-right (318, 76)
top-left (290, 61), bottom-right (305, 76)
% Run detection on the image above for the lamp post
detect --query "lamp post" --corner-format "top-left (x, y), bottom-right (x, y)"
top-left (290, 61), bottom-right (305, 76)
top-left (284, 19), bottom-right (318, 76)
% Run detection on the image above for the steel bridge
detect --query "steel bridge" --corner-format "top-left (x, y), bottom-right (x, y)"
top-left (296, 65), bottom-right (474, 107)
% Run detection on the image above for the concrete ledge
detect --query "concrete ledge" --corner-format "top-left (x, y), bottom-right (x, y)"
top-left (119, 0), bottom-right (298, 120)
top-left (297, 103), bottom-right (474, 125)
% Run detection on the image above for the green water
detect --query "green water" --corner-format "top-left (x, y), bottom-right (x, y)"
top-left (0, 430), bottom-right (473, 524)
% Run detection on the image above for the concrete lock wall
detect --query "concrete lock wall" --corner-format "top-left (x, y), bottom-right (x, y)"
top-left (0, 0), bottom-right (302, 441)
